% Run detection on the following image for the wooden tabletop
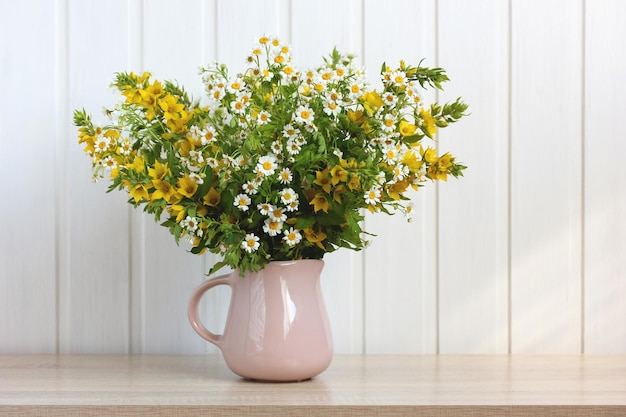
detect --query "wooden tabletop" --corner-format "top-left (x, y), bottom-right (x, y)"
top-left (1, 354), bottom-right (625, 416)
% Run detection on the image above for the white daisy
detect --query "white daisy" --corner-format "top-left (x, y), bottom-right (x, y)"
top-left (286, 200), bottom-right (299, 212)
top-left (382, 92), bottom-right (398, 107)
top-left (230, 99), bottom-right (247, 115)
top-left (189, 172), bottom-right (204, 185)
top-left (382, 144), bottom-right (399, 164)
top-left (281, 126), bottom-right (297, 140)
top-left (283, 228), bottom-right (302, 246)
top-left (257, 202), bottom-right (273, 216)
top-left (102, 156), bottom-right (117, 171)
top-left (404, 202), bottom-right (415, 222)
top-left (269, 206), bottom-right (287, 222)
top-left (118, 137), bottom-right (132, 155)
top-left (278, 167), bottom-right (293, 184)
top-left (294, 104), bottom-right (314, 125)
top-left (256, 154), bottom-right (278, 176)
top-left (233, 193), bottom-right (251, 211)
top-left (94, 136), bottom-right (108, 153)
top-left (241, 233), bottom-right (260, 253)
top-left (271, 139), bottom-right (283, 154)
top-left (364, 187), bottom-right (381, 205)
top-left (282, 124), bottom-right (299, 140)
top-left (182, 216), bottom-right (198, 233)
top-left (257, 110), bottom-right (271, 125)
top-left (392, 164), bottom-right (410, 182)
top-left (279, 188), bottom-right (298, 205)
top-left (286, 138), bottom-right (301, 155)
top-left (227, 77), bottom-right (244, 94)
top-left (201, 126), bottom-right (217, 144)
top-left (323, 100), bottom-right (341, 116)
top-left (242, 181), bottom-right (259, 195)
top-left (263, 218), bottom-right (283, 237)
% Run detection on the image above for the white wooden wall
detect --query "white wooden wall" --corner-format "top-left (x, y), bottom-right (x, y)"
top-left (1, 0), bottom-right (625, 354)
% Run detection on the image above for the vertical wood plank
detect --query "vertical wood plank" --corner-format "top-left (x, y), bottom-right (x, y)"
top-left (0, 0), bottom-right (58, 353)
top-left (584, 0), bottom-right (626, 353)
top-left (437, 0), bottom-right (510, 353)
top-left (63, 0), bottom-right (132, 353)
top-left (362, 0), bottom-right (438, 354)
top-left (290, 0), bottom-right (365, 354)
top-left (510, 0), bottom-right (583, 353)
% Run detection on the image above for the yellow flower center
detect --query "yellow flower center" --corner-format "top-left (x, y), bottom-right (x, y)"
top-left (263, 161), bottom-right (273, 170)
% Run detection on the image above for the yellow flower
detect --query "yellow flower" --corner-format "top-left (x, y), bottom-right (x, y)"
top-left (122, 88), bottom-right (143, 105)
top-left (330, 165), bottom-right (348, 185)
top-left (310, 193), bottom-right (330, 213)
top-left (424, 147), bottom-right (438, 164)
top-left (333, 185), bottom-right (347, 203)
top-left (362, 90), bottom-right (383, 114)
top-left (347, 109), bottom-right (367, 126)
top-left (151, 179), bottom-right (179, 203)
top-left (177, 174), bottom-right (198, 198)
top-left (203, 187), bottom-right (221, 207)
top-left (399, 120), bottom-right (418, 137)
top-left (127, 156), bottom-right (145, 173)
top-left (388, 180), bottom-right (409, 200)
top-left (129, 184), bottom-right (149, 203)
top-left (168, 204), bottom-right (186, 223)
top-left (304, 227), bottom-right (327, 250)
top-left (148, 160), bottom-right (170, 180)
top-left (419, 107), bottom-right (437, 136)
top-left (401, 150), bottom-right (424, 173)
top-left (347, 175), bottom-right (361, 191)
top-left (158, 94), bottom-right (184, 121)
top-left (313, 169), bottom-right (332, 193)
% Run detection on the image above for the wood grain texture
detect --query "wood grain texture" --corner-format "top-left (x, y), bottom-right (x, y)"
top-left (0, 354), bottom-right (625, 416)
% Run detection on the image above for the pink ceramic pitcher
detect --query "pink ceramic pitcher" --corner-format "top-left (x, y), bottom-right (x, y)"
top-left (187, 259), bottom-right (333, 381)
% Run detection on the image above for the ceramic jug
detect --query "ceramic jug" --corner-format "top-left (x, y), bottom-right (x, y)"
top-left (187, 259), bottom-right (333, 381)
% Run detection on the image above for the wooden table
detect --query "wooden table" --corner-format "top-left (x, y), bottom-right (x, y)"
top-left (1, 354), bottom-right (625, 416)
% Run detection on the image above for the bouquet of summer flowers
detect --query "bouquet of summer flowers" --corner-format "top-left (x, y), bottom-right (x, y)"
top-left (74, 35), bottom-right (468, 275)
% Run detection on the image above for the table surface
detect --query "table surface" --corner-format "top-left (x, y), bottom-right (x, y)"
top-left (1, 354), bottom-right (625, 416)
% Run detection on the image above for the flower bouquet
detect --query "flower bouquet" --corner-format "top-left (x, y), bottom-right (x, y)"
top-left (74, 35), bottom-right (468, 275)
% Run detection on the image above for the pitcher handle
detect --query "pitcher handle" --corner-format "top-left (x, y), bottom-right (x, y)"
top-left (187, 273), bottom-right (232, 348)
